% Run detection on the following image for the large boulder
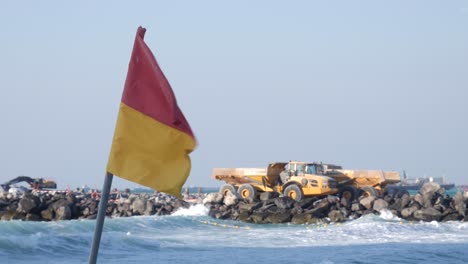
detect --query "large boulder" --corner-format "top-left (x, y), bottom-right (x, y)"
top-left (249, 212), bottom-right (268, 224)
top-left (144, 200), bottom-right (155, 216)
top-left (373, 199), bottom-right (389, 212)
top-left (131, 197), bottom-right (147, 215)
top-left (308, 199), bottom-right (330, 218)
top-left (414, 208), bottom-right (442, 222)
top-left (360, 196), bottom-right (376, 210)
top-left (274, 197), bottom-right (296, 209)
top-left (223, 191), bottom-right (240, 206)
top-left (351, 202), bottom-right (362, 212)
top-left (328, 210), bottom-right (346, 223)
top-left (291, 213), bottom-right (312, 224)
top-left (238, 202), bottom-right (263, 213)
top-left (203, 193), bottom-right (223, 204)
top-left (17, 194), bottom-right (40, 214)
top-left (400, 193), bottom-right (411, 209)
top-left (419, 182), bottom-right (441, 195)
top-left (264, 212), bottom-right (292, 224)
top-left (413, 194), bottom-right (424, 207)
top-left (452, 192), bottom-right (466, 217)
top-left (421, 193), bottom-right (434, 208)
top-left (41, 207), bottom-right (54, 220)
top-left (401, 205), bottom-right (419, 219)
top-left (55, 205), bottom-right (72, 220)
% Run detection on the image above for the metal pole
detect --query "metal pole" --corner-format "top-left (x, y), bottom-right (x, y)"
top-left (89, 172), bottom-right (114, 264)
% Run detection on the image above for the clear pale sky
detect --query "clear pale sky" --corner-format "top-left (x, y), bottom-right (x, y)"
top-left (1, 1), bottom-right (467, 190)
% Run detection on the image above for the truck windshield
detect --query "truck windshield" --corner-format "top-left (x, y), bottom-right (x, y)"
top-left (305, 165), bottom-right (316, 174)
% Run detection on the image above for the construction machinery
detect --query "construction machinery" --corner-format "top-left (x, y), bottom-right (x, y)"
top-left (213, 161), bottom-right (401, 202)
top-left (318, 163), bottom-right (401, 200)
top-left (1, 176), bottom-right (57, 192)
top-left (212, 162), bottom-right (338, 201)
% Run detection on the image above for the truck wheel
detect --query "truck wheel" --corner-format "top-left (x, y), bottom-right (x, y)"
top-left (339, 186), bottom-right (358, 201)
top-left (238, 184), bottom-right (257, 200)
top-left (359, 186), bottom-right (379, 198)
top-left (219, 184), bottom-right (236, 196)
top-left (283, 184), bottom-right (303, 201)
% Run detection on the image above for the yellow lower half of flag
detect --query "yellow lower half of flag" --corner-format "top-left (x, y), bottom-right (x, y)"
top-left (106, 103), bottom-right (196, 198)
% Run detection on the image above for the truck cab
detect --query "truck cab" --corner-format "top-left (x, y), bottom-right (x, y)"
top-left (280, 161), bottom-right (338, 200)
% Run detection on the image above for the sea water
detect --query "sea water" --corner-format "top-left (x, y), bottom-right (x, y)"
top-left (0, 204), bottom-right (467, 264)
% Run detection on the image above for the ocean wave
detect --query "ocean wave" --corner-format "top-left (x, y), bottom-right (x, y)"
top-left (1, 214), bottom-right (467, 263)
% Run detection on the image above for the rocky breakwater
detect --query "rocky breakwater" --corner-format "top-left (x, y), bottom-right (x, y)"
top-left (203, 182), bottom-right (468, 224)
top-left (0, 190), bottom-right (191, 221)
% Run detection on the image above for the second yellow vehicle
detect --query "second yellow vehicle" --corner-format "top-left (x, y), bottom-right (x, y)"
top-left (213, 161), bottom-right (401, 201)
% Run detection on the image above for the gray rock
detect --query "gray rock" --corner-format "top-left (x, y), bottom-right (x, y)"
top-left (249, 213), bottom-right (267, 224)
top-left (128, 194), bottom-right (138, 203)
top-left (259, 192), bottom-right (279, 201)
top-left (308, 199), bottom-right (330, 218)
top-left (223, 191), bottom-right (239, 206)
top-left (327, 195), bottom-right (340, 204)
top-left (17, 194), bottom-right (39, 214)
top-left (452, 192), bottom-right (466, 217)
top-left (401, 206), bottom-right (418, 219)
top-left (55, 205), bottom-right (71, 220)
top-left (422, 193), bottom-right (434, 208)
top-left (419, 182), bottom-right (440, 196)
top-left (328, 210), bottom-right (346, 223)
top-left (131, 198), bottom-right (147, 215)
top-left (400, 193), bottom-right (411, 209)
top-left (0, 211), bottom-right (14, 221)
top-left (360, 196), bottom-right (376, 210)
top-left (298, 198), bottom-right (317, 209)
top-left (373, 199), bottom-right (389, 212)
top-left (274, 197), bottom-right (296, 209)
top-left (239, 202), bottom-right (262, 213)
top-left (238, 210), bottom-right (250, 222)
top-left (351, 202), bottom-right (362, 212)
top-left (414, 208), bottom-right (442, 222)
top-left (413, 193), bottom-right (424, 206)
top-left (442, 213), bottom-right (462, 222)
top-left (264, 212), bottom-right (291, 224)
top-left (41, 207), bottom-right (54, 220)
top-left (291, 213), bottom-right (312, 224)
top-left (144, 200), bottom-right (155, 216)
top-left (203, 193), bottom-right (223, 204)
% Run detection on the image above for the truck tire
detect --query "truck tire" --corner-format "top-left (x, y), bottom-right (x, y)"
top-left (359, 186), bottom-right (379, 198)
top-left (283, 184), bottom-right (303, 201)
top-left (238, 184), bottom-right (257, 200)
top-left (339, 186), bottom-right (359, 201)
top-left (219, 184), bottom-right (236, 196)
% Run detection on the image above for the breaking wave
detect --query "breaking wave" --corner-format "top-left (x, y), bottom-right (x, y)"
top-left (0, 211), bottom-right (467, 263)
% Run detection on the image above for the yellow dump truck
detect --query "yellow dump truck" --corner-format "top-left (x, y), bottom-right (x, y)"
top-left (212, 162), bottom-right (338, 201)
top-left (321, 163), bottom-right (401, 200)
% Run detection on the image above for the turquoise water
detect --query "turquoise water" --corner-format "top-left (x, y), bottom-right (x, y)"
top-left (0, 205), bottom-right (467, 263)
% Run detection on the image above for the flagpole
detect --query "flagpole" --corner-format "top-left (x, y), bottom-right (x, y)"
top-left (89, 172), bottom-right (114, 264)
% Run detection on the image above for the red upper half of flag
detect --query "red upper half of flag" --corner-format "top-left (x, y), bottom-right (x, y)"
top-left (121, 27), bottom-right (194, 139)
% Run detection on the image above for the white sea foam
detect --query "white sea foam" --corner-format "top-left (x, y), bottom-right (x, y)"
top-left (172, 204), bottom-right (209, 216)
top-left (378, 209), bottom-right (401, 221)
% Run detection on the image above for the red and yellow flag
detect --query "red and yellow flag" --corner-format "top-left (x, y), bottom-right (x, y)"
top-left (107, 27), bottom-right (196, 198)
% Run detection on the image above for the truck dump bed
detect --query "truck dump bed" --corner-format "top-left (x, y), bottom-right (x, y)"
top-left (326, 169), bottom-right (400, 186)
top-left (212, 163), bottom-right (287, 187)
top-left (212, 168), bottom-right (267, 186)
